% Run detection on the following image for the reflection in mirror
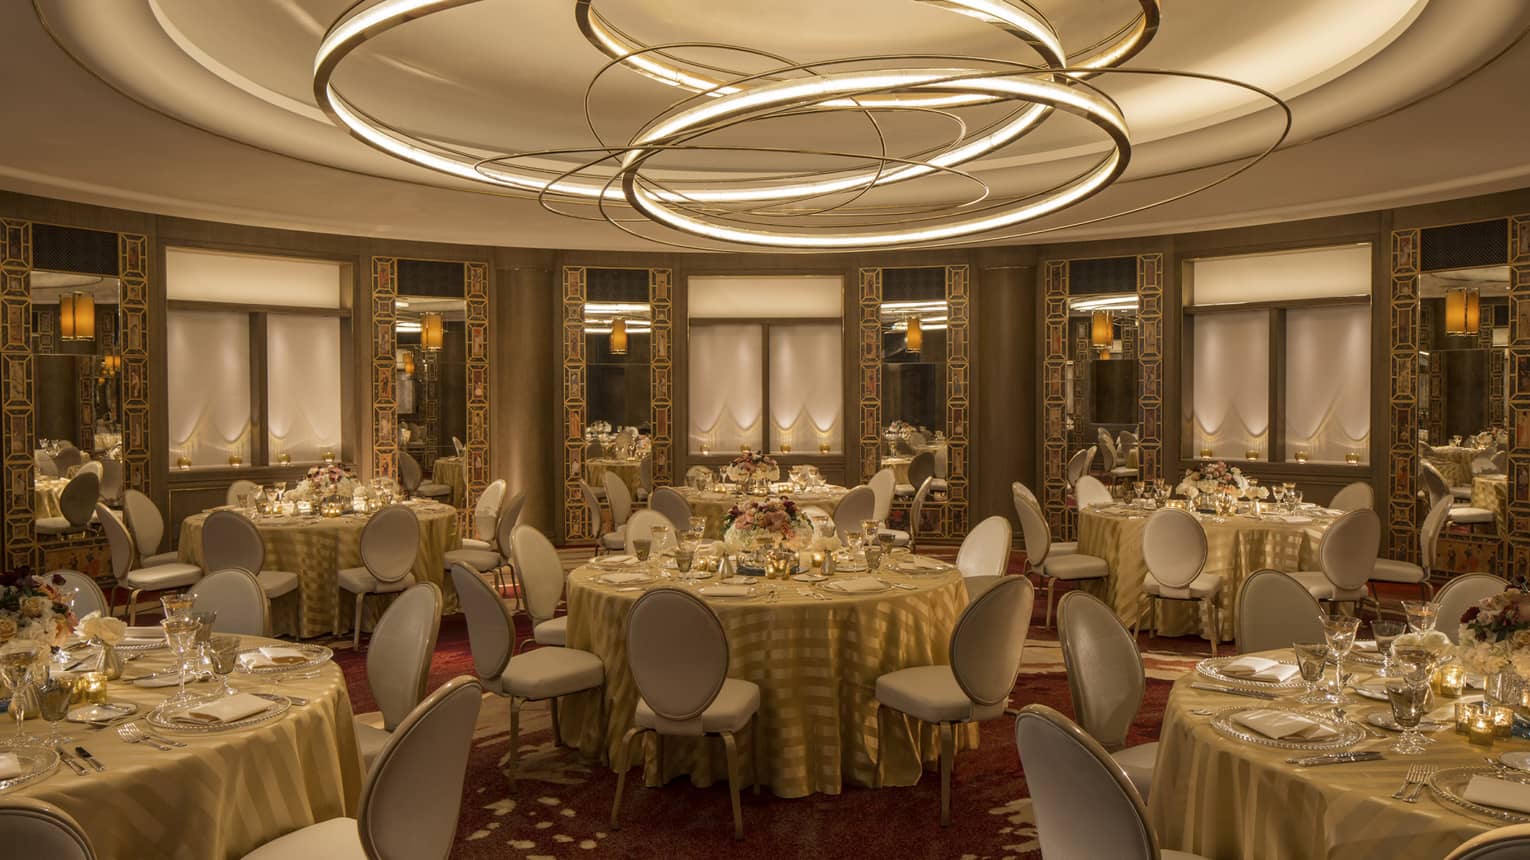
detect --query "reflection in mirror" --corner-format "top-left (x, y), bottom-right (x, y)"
top-left (31, 270), bottom-right (122, 480)
top-left (1417, 266), bottom-right (1509, 497)
top-left (582, 272), bottom-right (651, 497)
top-left (396, 295), bottom-right (467, 504)
top-left (879, 270), bottom-right (948, 494)
top-left (1067, 292), bottom-right (1139, 468)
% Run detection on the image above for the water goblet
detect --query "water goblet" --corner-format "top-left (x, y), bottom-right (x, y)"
top-left (35, 674), bottom-right (74, 749)
top-left (201, 634), bottom-right (242, 697)
top-left (161, 615), bottom-right (202, 708)
top-left (160, 591), bottom-right (194, 621)
top-left (687, 516), bottom-right (708, 541)
top-left (1293, 641), bottom-right (1331, 704)
top-left (1320, 613), bottom-right (1361, 703)
top-left (650, 524), bottom-right (670, 555)
top-left (1271, 484), bottom-right (1286, 508)
top-left (0, 645), bottom-right (41, 747)
top-left (1385, 679), bottom-right (1431, 755)
top-left (876, 530), bottom-right (895, 556)
top-left (1401, 600), bottom-right (1440, 634)
top-left (861, 520), bottom-right (881, 544)
top-left (865, 545), bottom-right (883, 573)
top-left (846, 531), bottom-right (865, 557)
top-left (632, 538), bottom-right (652, 563)
top-left (1371, 620), bottom-right (1406, 677)
top-left (674, 543), bottom-right (696, 582)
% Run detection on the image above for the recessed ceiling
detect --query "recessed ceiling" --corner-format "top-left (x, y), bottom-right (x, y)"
top-left (3, 0), bottom-right (1528, 251)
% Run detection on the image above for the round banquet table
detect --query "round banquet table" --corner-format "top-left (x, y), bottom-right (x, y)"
top-left (586, 457), bottom-right (643, 497)
top-left (1149, 649), bottom-right (1502, 859)
top-left (1427, 445), bottom-right (1488, 488)
top-left (1078, 503), bottom-right (1336, 640)
top-left (674, 485), bottom-right (851, 539)
top-left (34, 477), bottom-right (68, 518)
top-left (430, 456), bottom-right (467, 507)
top-left (1473, 475), bottom-right (1508, 534)
top-left (177, 500), bottom-right (459, 639)
top-left (557, 555), bottom-right (976, 797)
top-left (7, 635), bottom-right (363, 860)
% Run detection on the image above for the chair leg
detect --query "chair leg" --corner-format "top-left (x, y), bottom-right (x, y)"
top-left (610, 726), bottom-right (644, 830)
top-left (508, 696), bottom-right (523, 789)
top-left (128, 587), bottom-right (144, 625)
top-left (1131, 597), bottom-right (1143, 640)
top-left (352, 592), bottom-right (366, 651)
top-left (1207, 599), bottom-right (1219, 657)
top-left (872, 705), bottom-right (886, 788)
top-left (938, 721), bottom-right (954, 827)
top-left (751, 714), bottom-right (762, 795)
top-left (550, 697), bottom-right (562, 748)
top-left (721, 730), bottom-right (744, 840)
top-left (1044, 578), bottom-right (1057, 629)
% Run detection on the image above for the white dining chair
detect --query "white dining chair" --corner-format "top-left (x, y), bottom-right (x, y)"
top-left (1074, 475), bottom-right (1114, 509)
top-left (77, 460), bottom-right (103, 480)
top-left (896, 451), bottom-right (935, 497)
top-left (1369, 498), bottom-right (1447, 601)
top-left (868, 467), bottom-right (896, 522)
top-left (397, 450), bottom-right (425, 495)
top-left (353, 582), bottom-right (442, 770)
top-left (445, 491), bottom-right (523, 598)
top-left (1058, 591), bottom-right (1158, 801)
top-left (338, 504), bottom-right (421, 650)
top-left (452, 435), bottom-right (466, 457)
top-left (53, 570), bottom-right (108, 620)
top-left (0, 798), bottom-right (96, 860)
top-left (1011, 482), bottom-right (1075, 560)
top-left (449, 562), bottom-right (605, 787)
top-left (1446, 822), bottom-right (1530, 859)
top-left (511, 525), bottom-right (571, 649)
top-left (460, 478), bottom-right (507, 550)
top-left (1435, 573), bottom-right (1509, 644)
top-left (623, 509), bottom-right (675, 557)
top-left (242, 675), bottom-right (483, 860)
top-left (880, 477), bottom-right (932, 550)
top-left (1065, 448), bottom-right (1090, 486)
top-left (604, 471), bottom-right (635, 530)
top-left (98, 460), bottom-right (124, 506)
top-left (1016, 496), bottom-right (1108, 628)
top-left (1288, 508), bottom-right (1381, 616)
top-left (832, 485), bottom-right (876, 541)
top-left (200, 510), bottom-right (302, 610)
top-left (122, 489), bottom-right (180, 567)
top-left (611, 588), bottom-right (761, 840)
top-left (189, 568), bottom-right (270, 636)
top-left (1329, 480), bottom-right (1374, 512)
top-left (875, 576), bottom-right (1033, 826)
top-left (97, 502), bottom-right (203, 624)
top-left (35, 452), bottom-right (58, 478)
top-left (1421, 462), bottom-right (1496, 527)
top-left (1015, 705), bottom-right (1210, 860)
top-left (954, 515), bottom-right (1013, 604)
top-left (1111, 432), bottom-right (1140, 479)
top-left (636, 453), bottom-right (653, 502)
top-left (649, 486), bottom-right (692, 529)
top-left (581, 479), bottom-right (624, 552)
top-left (225, 479), bottom-right (260, 508)
top-left (1135, 508), bottom-right (1221, 655)
top-left (685, 465), bottom-right (713, 485)
top-left (35, 471), bottom-right (98, 535)
top-left (52, 446), bottom-right (83, 473)
top-left (1235, 569), bottom-right (1324, 653)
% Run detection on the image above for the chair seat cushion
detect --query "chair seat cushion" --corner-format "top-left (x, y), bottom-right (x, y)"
top-left (34, 517), bottom-right (83, 534)
top-left (257, 569), bottom-right (300, 599)
top-left (353, 719), bottom-right (390, 770)
top-left (1048, 541), bottom-right (1078, 559)
top-left (142, 550), bottom-right (181, 567)
top-left (337, 567), bottom-right (416, 595)
top-left (241, 816), bottom-right (364, 860)
top-left (444, 548), bottom-right (503, 572)
top-left (894, 483), bottom-right (916, 496)
top-left (1042, 553), bottom-right (1109, 581)
top-left (123, 563), bottom-right (203, 590)
top-left (600, 532), bottom-right (626, 551)
top-left (1449, 506), bottom-right (1496, 524)
top-left (533, 616), bottom-right (567, 646)
top-left (1289, 570), bottom-right (1368, 602)
top-left (1111, 742), bottom-right (1158, 801)
top-left (500, 645), bottom-right (604, 700)
top-left (460, 538), bottom-right (493, 552)
top-left (635, 678), bottom-right (761, 735)
top-left (1143, 572), bottom-right (1223, 599)
top-left (416, 482), bottom-right (452, 497)
top-left (877, 528), bottom-right (911, 547)
top-left (1372, 558), bottom-right (1425, 584)
top-left (875, 664), bottom-right (1002, 724)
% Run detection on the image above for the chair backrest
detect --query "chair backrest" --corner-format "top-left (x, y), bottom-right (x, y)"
top-left (1098, 432), bottom-right (1118, 471)
top-left (225, 479), bottom-right (259, 508)
top-left (1318, 508), bottom-right (1380, 590)
top-left (908, 477), bottom-right (934, 547)
top-left (35, 453), bottom-right (58, 477)
top-left (57, 471), bottom-right (100, 526)
top-left (579, 480), bottom-right (605, 535)
top-left (1436, 574), bottom-right (1509, 644)
top-left (1015, 704), bottom-right (1158, 860)
top-left (52, 447), bottom-right (83, 471)
top-left (1012, 481), bottom-right (1039, 513)
top-left (0, 798), bottom-right (96, 860)
top-left (832, 485), bottom-right (876, 541)
top-left (1057, 591), bottom-right (1144, 750)
top-left (868, 468), bottom-right (895, 521)
top-left (1235, 569), bottom-right (1324, 653)
top-left (201, 510), bottom-right (265, 574)
top-left (1014, 494), bottom-right (1052, 569)
top-left (685, 465), bottom-right (712, 484)
top-left (1141, 508), bottom-right (1207, 589)
top-left (1420, 498), bottom-right (1452, 572)
top-left (122, 489), bottom-right (165, 558)
top-left (473, 479), bottom-right (507, 543)
top-left (604, 472), bottom-right (633, 525)
top-left (638, 454), bottom-right (653, 492)
top-left (649, 486), bottom-right (692, 529)
top-left (189, 568), bottom-right (269, 636)
top-left (398, 451), bottom-right (424, 493)
top-left (362, 505), bottom-right (421, 583)
top-left (496, 491), bottom-right (526, 554)
top-left (956, 515), bottom-right (1013, 581)
top-left (907, 451), bottom-right (935, 490)
top-left (368, 582), bottom-right (443, 732)
top-left (358, 675), bottom-right (483, 860)
top-left (626, 588), bottom-right (729, 736)
top-left (1118, 431), bottom-right (1138, 456)
top-left (1075, 475), bottom-right (1113, 509)
top-left (77, 460), bottom-right (103, 480)
top-left (1330, 480), bottom-right (1374, 512)
top-left (53, 570), bottom-right (107, 620)
top-left (1447, 823), bottom-right (1530, 860)
top-left (511, 525), bottom-right (566, 624)
top-left (623, 509), bottom-right (675, 556)
top-left (1418, 462), bottom-right (1452, 510)
top-left (1065, 449), bottom-right (1089, 484)
top-left (449, 562), bottom-right (515, 681)
top-left (95, 503), bottom-right (136, 578)
top-left (949, 576), bottom-right (1033, 714)
top-left (1492, 450), bottom-right (1508, 473)
top-left (452, 436), bottom-right (465, 457)
top-left (1083, 444), bottom-right (1098, 475)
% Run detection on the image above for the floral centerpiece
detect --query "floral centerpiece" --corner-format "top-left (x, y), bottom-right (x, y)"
top-left (584, 420), bottom-right (612, 439)
top-left (1455, 589), bottom-right (1530, 677)
top-left (1175, 460), bottom-right (1247, 498)
top-left (722, 497), bottom-right (812, 552)
top-left (0, 569), bottom-right (77, 665)
top-left (726, 450), bottom-right (780, 483)
top-left (286, 463), bottom-right (358, 501)
top-left (1390, 629), bottom-right (1454, 664)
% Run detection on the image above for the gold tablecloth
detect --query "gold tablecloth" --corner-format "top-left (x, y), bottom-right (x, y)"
top-left (1428, 446), bottom-right (1487, 488)
top-left (34, 477), bottom-right (68, 518)
top-left (177, 501), bottom-right (459, 639)
top-left (1473, 475), bottom-right (1509, 534)
top-left (674, 486), bottom-right (851, 539)
top-left (1078, 505), bottom-right (1332, 640)
top-left (586, 458), bottom-right (643, 498)
top-left (10, 636), bottom-right (363, 860)
top-left (1148, 650), bottom-right (1498, 859)
top-left (431, 456), bottom-right (467, 507)
top-left (559, 559), bottom-right (976, 797)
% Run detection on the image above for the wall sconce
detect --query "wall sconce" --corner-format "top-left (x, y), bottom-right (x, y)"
top-left (610, 318), bottom-right (628, 355)
top-left (99, 354), bottom-right (121, 377)
top-left (420, 312), bottom-right (444, 351)
top-left (905, 316), bottom-right (922, 353)
top-left (401, 350), bottom-right (416, 375)
top-left (1445, 287), bottom-right (1480, 335)
top-left (59, 292), bottom-right (96, 342)
top-left (1091, 310), bottom-right (1113, 359)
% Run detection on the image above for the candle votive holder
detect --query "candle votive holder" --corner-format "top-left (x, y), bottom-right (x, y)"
top-left (1345, 451), bottom-right (1360, 464)
top-left (1457, 701), bottom-right (1482, 735)
top-left (1439, 664), bottom-right (1467, 698)
top-left (81, 671), bottom-right (109, 705)
top-left (1470, 714), bottom-right (1496, 747)
top-left (1494, 706), bottom-right (1515, 738)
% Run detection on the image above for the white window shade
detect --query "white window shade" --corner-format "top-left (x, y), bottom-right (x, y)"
top-left (1284, 305), bottom-right (1370, 463)
top-left (689, 325), bottom-right (763, 453)
top-left (267, 315), bottom-right (342, 463)
top-left (769, 324), bottom-right (842, 453)
top-left (167, 247), bottom-right (344, 309)
top-left (689, 276), bottom-right (842, 318)
top-left (1190, 244), bottom-right (1371, 306)
top-left (168, 310), bottom-right (250, 466)
top-left (1193, 310), bottom-right (1269, 459)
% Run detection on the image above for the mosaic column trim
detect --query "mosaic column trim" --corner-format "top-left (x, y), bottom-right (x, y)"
top-left (1042, 260), bottom-right (1070, 536)
top-left (1508, 215), bottom-right (1530, 582)
top-left (1137, 253), bottom-right (1164, 479)
top-left (119, 234), bottom-right (150, 493)
top-left (1387, 230), bottom-right (1421, 562)
top-left (561, 267), bottom-right (589, 540)
top-left (370, 257), bottom-right (399, 484)
top-left (944, 265), bottom-right (971, 537)
top-left (1, 220), bottom-right (34, 567)
top-left (465, 262), bottom-right (490, 517)
top-left (649, 268), bottom-right (673, 489)
top-left (856, 268), bottom-right (883, 484)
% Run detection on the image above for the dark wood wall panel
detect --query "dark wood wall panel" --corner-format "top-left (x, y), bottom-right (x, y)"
top-left (1387, 230), bottom-right (1421, 562)
top-left (1, 220), bottom-right (34, 567)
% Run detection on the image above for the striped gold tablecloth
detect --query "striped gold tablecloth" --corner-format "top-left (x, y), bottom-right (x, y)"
top-left (431, 456), bottom-right (468, 507)
top-left (586, 458), bottom-right (643, 498)
top-left (1149, 650), bottom-right (1497, 859)
top-left (1078, 506), bottom-right (1332, 641)
top-left (674, 486), bottom-right (851, 539)
top-left (177, 501), bottom-right (459, 638)
top-left (1428, 446), bottom-right (1487, 488)
top-left (558, 558), bottom-right (976, 797)
top-left (9, 636), bottom-right (363, 860)
top-left (34, 477), bottom-right (68, 518)
top-left (1472, 475), bottom-right (1508, 534)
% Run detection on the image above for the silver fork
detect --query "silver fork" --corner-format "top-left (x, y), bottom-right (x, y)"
top-left (1392, 764), bottom-right (1424, 799)
top-left (117, 723), bottom-right (175, 751)
top-left (1405, 765), bottom-right (1436, 803)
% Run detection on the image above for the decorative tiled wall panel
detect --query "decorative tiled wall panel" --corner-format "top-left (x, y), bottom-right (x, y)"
top-left (1042, 261), bottom-right (1069, 536)
top-left (562, 267), bottom-right (588, 540)
top-left (945, 265), bottom-right (971, 536)
top-left (1509, 215), bottom-right (1530, 581)
top-left (1137, 253), bottom-right (1164, 479)
top-left (2, 220), bottom-right (34, 567)
top-left (857, 268), bottom-right (883, 484)
top-left (1388, 230), bottom-right (1421, 562)
top-left (465, 262), bottom-right (490, 515)
top-left (119, 234), bottom-right (150, 494)
top-left (370, 257), bottom-right (398, 484)
top-left (649, 269), bottom-right (673, 489)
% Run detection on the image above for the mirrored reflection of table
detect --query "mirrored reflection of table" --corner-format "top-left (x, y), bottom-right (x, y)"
top-left (1472, 474), bottom-right (1508, 534)
top-left (34, 477), bottom-right (69, 518)
top-left (7, 635), bottom-right (362, 860)
top-left (558, 555), bottom-right (974, 797)
top-left (674, 485), bottom-right (851, 539)
top-left (1427, 445), bottom-right (1489, 488)
top-left (1149, 649), bottom-right (1497, 859)
top-left (431, 455), bottom-right (467, 507)
top-left (586, 457), bottom-right (643, 497)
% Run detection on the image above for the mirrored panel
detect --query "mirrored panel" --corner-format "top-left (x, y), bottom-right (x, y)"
top-left (1067, 292), bottom-right (1139, 459)
top-left (880, 271), bottom-right (946, 463)
top-left (1417, 265), bottom-right (1509, 489)
top-left (583, 272), bottom-right (652, 510)
top-left (31, 270), bottom-right (122, 473)
top-left (396, 294), bottom-right (467, 502)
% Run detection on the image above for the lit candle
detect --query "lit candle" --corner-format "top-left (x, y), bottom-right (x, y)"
top-left (811, 551), bottom-right (826, 574)
top-left (1345, 451), bottom-right (1360, 464)
top-left (82, 671), bottom-right (109, 705)
top-left (1294, 450), bottom-right (1309, 464)
top-left (1457, 701), bottom-right (1480, 735)
top-left (1470, 713), bottom-right (1496, 746)
top-left (1439, 665), bottom-right (1466, 698)
top-left (1494, 706), bottom-right (1514, 738)
top-left (700, 444), bottom-right (711, 456)
top-left (818, 442), bottom-right (831, 454)
top-left (1245, 448), bottom-right (1260, 461)
top-left (1199, 447), bottom-right (1213, 459)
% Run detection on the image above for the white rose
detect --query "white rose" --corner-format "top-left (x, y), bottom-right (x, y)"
top-left (76, 611), bottom-right (127, 645)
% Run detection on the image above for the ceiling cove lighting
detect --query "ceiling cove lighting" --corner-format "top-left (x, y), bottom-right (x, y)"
top-left (313, 0), bottom-right (1285, 250)
top-left (1445, 287), bottom-right (1481, 335)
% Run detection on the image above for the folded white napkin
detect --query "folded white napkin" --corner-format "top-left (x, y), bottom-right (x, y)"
top-left (598, 571), bottom-right (651, 585)
top-left (241, 647), bottom-right (310, 669)
top-left (172, 692), bottom-right (272, 725)
top-left (123, 626), bottom-right (163, 641)
top-left (1464, 775), bottom-right (1530, 814)
top-left (699, 585), bottom-right (753, 597)
top-left (826, 577), bottom-right (886, 594)
top-left (1354, 640), bottom-right (1378, 653)
top-left (1233, 709), bottom-right (1338, 740)
top-left (1219, 657), bottom-right (1300, 683)
top-left (901, 556), bottom-right (945, 570)
top-left (597, 555), bottom-right (639, 566)
top-left (134, 673), bottom-right (188, 688)
top-left (0, 753), bottom-right (21, 780)
top-left (721, 576), bottom-right (755, 585)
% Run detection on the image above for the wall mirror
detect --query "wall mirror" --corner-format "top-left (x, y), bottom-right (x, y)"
top-left (1066, 291), bottom-right (1139, 461)
top-left (881, 269), bottom-right (947, 447)
top-left (31, 270), bottom-right (123, 472)
top-left (395, 260), bottom-right (469, 508)
top-left (1418, 266), bottom-right (1508, 447)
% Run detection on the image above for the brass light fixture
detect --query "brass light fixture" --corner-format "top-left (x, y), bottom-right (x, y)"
top-left (1091, 310), bottom-right (1114, 359)
top-left (59, 291), bottom-right (95, 342)
top-left (610, 318), bottom-right (628, 355)
top-left (905, 315), bottom-right (922, 353)
top-left (1444, 287), bottom-right (1480, 335)
top-left (420, 312), bottom-right (444, 351)
top-left (401, 350), bottom-right (416, 376)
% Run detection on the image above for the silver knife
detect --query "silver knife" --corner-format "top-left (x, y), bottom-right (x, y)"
top-left (73, 745), bottom-right (105, 772)
top-left (55, 747), bottom-right (89, 775)
top-left (1286, 751), bottom-right (1385, 767)
top-left (1189, 683), bottom-right (1278, 700)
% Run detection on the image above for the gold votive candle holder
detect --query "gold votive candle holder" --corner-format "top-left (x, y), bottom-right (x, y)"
top-left (818, 442), bottom-right (831, 454)
top-left (1457, 701), bottom-right (1481, 735)
top-left (227, 453), bottom-right (243, 467)
top-left (699, 444), bottom-right (711, 456)
top-left (81, 671), bottom-right (109, 705)
top-left (1294, 450), bottom-right (1309, 464)
top-left (780, 443), bottom-right (793, 454)
top-left (1199, 447), bottom-right (1213, 458)
top-left (176, 455), bottom-right (191, 470)
top-left (1470, 713), bottom-right (1496, 746)
top-left (1439, 664), bottom-right (1467, 698)
top-left (1494, 706), bottom-right (1515, 738)
top-left (1345, 451), bottom-right (1360, 464)
top-left (810, 551), bottom-right (826, 574)
top-left (1245, 448), bottom-right (1260, 461)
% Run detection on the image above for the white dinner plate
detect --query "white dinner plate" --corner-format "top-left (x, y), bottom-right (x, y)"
top-left (1500, 752), bottom-right (1530, 772)
top-left (67, 702), bottom-right (138, 723)
top-left (821, 579), bottom-right (890, 595)
top-left (791, 573), bottom-right (827, 582)
top-left (1365, 710), bottom-right (1452, 733)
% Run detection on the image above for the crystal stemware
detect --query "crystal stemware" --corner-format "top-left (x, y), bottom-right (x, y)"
top-left (201, 634), bottom-right (242, 697)
top-left (0, 645), bottom-right (41, 747)
top-left (1271, 484), bottom-right (1287, 508)
top-left (1402, 600), bottom-right (1441, 634)
top-left (161, 615), bottom-right (202, 708)
top-left (674, 542), bottom-right (696, 583)
top-left (1293, 641), bottom-right (1331, 705)
top-left (1385, 679), bottom-right (1431, 755)
top-left (1371, 619), bottom-right (1406, 677)
top-left (35, 673), bottom-right (74, 748)
top-left (632, 538), bottom-right (652, 563)
top-left (160, 591), bottom-right (194, 621)
top-left (860, 519), bottom-right (881, 545)
top-left (1320, 613), bottom-right (1361, 704)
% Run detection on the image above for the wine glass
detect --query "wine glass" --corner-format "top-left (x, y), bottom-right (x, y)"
top-left (1401, 601), bottom-right (1440, 634)
top-left (865, 544), bottom-right (883, 573)
top-left (200, 634), bottom-right (242, 697)
top-left (1385, 679), bottom-right (1431, 755)
top-left (35, 674), bottom-right (74, 749)
top-left (686, 516), bottom-right (707, 542)
top-left (861, 519), bottom-right (881, 545)
top-left (0, 645), bottom-right (41, 747)
top-left (161, 615), bottom-right (202, 708)
top-left (876, 530), bottom-right (895, 556)
top-left (1271, 483), bottom-right (1287, 508)
top-left (274, 480), bottom-right (288, 501)
top-left (1293, 641), bottom-right (1331, 705)
top-left (160, 591), bottom-right (194, 621)
top-left (632, 537), bottom-right (652, 563)
top-left (1319, 613), bottom-right (1361, 704)
top-left (1371, 620), bottom-right (1406, 677)
top-left (674, 542), bottom-right (696, 583)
